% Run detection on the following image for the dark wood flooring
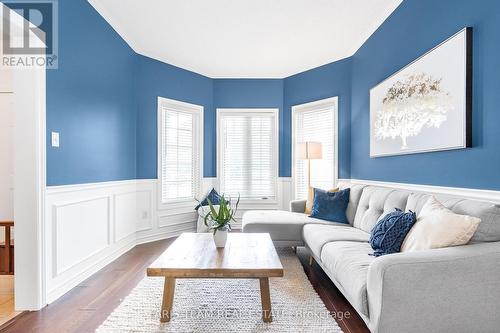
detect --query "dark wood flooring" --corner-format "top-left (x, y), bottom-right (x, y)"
top-left (0, 239), bottom-right (369, 333)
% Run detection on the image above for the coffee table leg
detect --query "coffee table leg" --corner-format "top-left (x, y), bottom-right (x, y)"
top-left (161, 277), bottom-right (176, 322)
top-left (259, 277), bottom-right (272, 323)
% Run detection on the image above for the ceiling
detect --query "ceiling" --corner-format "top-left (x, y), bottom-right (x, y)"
top-left (88, 0), bottom-right (402, 78)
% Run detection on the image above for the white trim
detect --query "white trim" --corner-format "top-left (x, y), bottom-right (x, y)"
top-left (46, 179), bottom-right (150, 194)
top-left (46, 235), bottom-right (137, 303)
top-left (216, 108), bottom-right (280, 203)
top-left (291, 96), bottom-right (339, 200)
top-left (136, 226), bottom-right (195, 245)
top-left (341, 178), bottom-right (500, 204)
top-left (157, 97), bottom-right (204, 210)
top-left (1, 3), bottom-right (47, 310)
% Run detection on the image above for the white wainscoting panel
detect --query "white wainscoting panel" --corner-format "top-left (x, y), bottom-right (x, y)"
top-left (136, 190), bottom-right (152, 232)
top-left (44, 177), bottom-right (293, 304)
top-left (45, 180), bottom-right (139, 303)
top-left (114, 192), bottom-right (138, 242)
top-left (54, 196), bottom-right (110, 276)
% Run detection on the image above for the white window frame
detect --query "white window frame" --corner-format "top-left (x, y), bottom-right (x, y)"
top-left (157, 96), bottom-right (204, 209)
top-left (292, 96), bottom-right (339, 200)
top-left (216, 108), bottom-right (279, 204)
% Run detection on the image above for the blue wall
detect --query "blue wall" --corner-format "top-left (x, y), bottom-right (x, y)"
top-left (350, 0), bottom-right (500, 190)
top-left (46, 0), bottom-right (500, 190)
top-left (213, 79), bottom-right (285, 176)
top-left (135, 55), bottom-right (214, 179)
top-left (46, 0), bottom-right (136, 185)
top-left (284, 58), bottom-right (352, 178)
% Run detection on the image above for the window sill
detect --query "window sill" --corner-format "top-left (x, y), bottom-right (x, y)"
top-left (158, 198), bottom-right (197, 212)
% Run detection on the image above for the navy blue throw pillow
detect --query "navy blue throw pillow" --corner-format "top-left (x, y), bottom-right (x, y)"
top-left (309, 188), bottom-right (350, 224)
top-left (369, 208), bottom-right (417, 257)
top-left (194, 188), bottom-right (222, 210)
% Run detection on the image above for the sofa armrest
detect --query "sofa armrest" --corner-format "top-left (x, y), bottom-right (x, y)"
top-left (367, 242), bottom-right (500, 333)
top-left (289, 199), bottom-right (306, 213)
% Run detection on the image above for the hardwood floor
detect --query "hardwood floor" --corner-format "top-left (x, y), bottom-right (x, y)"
top-left (0, 238), bottom-right (369, 333)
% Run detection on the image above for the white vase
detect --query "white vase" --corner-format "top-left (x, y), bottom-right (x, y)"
top-left (213, 230), bottom-right (228, 248)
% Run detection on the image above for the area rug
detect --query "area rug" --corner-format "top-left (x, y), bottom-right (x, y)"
top-left (96, 249), bottom-right (343, 332)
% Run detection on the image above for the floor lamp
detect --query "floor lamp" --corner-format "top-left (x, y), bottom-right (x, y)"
top-left (297, 142), bottom-right (323, 190)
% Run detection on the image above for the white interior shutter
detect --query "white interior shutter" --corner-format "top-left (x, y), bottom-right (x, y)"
top-left (160, 99), bottom-right (201, 203)
top-left (294, 103), bottom-right (336, 200)
top-left (219, 111), bottom-right (277, 200)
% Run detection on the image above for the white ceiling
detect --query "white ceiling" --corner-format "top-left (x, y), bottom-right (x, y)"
top-left (89, 0), bottom-right (402, 78)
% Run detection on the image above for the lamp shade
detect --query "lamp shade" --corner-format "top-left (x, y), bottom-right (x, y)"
top-left (297, 142), bottom-right (322, 160)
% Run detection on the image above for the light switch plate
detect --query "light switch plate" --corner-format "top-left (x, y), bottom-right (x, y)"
top-left (51, 132), bottom-right (60, 147)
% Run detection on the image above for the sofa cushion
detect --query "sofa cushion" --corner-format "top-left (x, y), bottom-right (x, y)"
top-left (303, 224), bottom-right (370, 258)
top-left (353, 186), bottom-right (410, 233)
top-left (369, 208), bottom-right (417, 257)
top-left (194, 188), bottom-right (223, 210)
top-left (406, 193), bottom-right (500, 243)
top-left (338, 182), bottom-right (366, 225)
top-left (320, 241), bottom-right (375, 316)
top-left (402, 196), bottom-right (480, 251)
top-left (305, 186), bottom-right (338, 214)
top-left (242, 210), bottom-right (342, 242)
top-left (310, 188), bottom-right (350, 224)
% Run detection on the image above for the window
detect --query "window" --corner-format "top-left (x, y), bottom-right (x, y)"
top-left (293, 97), bottom-right (338, 200)
top-left (217, 109), bottom-right (278, 201)
top-left (158, 97), bottom-right (202, 203)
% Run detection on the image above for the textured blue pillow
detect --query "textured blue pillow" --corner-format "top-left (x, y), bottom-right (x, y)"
top-left (309, 188), bottom-right (350, 224)
top-left (195, 188), bottom-right (222, 210)
top-left (369, 208), bottom-right (417, 257)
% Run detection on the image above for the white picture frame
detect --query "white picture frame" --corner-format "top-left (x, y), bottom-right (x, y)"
top-left (370, 27), bottom-right (472, 158)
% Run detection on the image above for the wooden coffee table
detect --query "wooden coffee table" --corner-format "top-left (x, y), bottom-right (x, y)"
top-left (147, 232), bottom-right (284, 323)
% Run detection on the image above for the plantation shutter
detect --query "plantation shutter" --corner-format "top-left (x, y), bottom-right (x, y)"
top-left (160, 100), bottom-right (201, 203)
top-left (294, 104), bottom-right (336, 200)
top-left (219, 111), bottom-right (277, 200)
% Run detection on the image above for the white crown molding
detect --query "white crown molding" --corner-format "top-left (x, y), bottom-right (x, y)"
top-left (340, 178), bottom-right (500, 204)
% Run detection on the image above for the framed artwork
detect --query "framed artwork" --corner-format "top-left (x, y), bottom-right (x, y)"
top-left (370, 27), bottom-right (472, 158)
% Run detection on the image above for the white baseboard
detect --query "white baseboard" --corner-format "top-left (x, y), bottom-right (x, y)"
top-left (339, 178), bottom-right (500, 204)
top-left (46, 235), bottom-right (137, 303)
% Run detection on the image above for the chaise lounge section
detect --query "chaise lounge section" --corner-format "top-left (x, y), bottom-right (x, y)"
top-left (242, 182), bottom-right (500, 333)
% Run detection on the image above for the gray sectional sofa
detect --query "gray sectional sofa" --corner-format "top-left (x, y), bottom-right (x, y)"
top-left (242, 182), bottom-right (500, 333)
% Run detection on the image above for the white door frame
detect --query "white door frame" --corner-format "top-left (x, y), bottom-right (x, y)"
top-left (1, 3), bottom-right (47, 310)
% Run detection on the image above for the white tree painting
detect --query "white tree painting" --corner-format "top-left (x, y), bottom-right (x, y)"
top-left (370, 28), bottom-right (471, 157)
top-left (373, 73), bottom-right (453, 149)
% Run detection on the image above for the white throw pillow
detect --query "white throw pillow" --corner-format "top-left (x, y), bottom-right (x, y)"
top-left (401, 196), bottom-right (481, 252)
